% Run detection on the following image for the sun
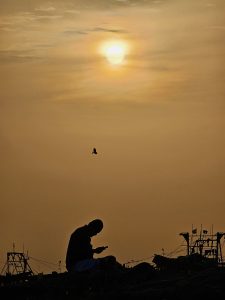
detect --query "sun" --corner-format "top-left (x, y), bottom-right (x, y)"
top-left (100, 40), bottom-right (129, 66)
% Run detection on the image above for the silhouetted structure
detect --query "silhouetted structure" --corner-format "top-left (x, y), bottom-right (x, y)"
top-left (180, 225), bottom-right (225, 266)
top-left (1, 251), bottom-right (33, 276)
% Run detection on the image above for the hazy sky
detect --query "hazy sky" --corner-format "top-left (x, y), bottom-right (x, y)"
top-left (1, 0), bottom-right (225, 273)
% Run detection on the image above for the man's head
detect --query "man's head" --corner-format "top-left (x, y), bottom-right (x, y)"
top-left (87, 219), bottom-right (103, 237)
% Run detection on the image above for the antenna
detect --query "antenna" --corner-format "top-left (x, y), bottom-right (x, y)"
top-left (58, 260), bottom-right (62, 273)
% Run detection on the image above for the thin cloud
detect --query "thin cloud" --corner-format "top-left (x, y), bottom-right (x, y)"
top-left (210, 25), bottom-right (225, 30)
top-left (91, 27), bottom-right (128, 33)
top-left (62, 26), bottom-right (128, 37)
top-left (0, 11), bottom-right (62, 27)
top-left (34, 15), bottom-right (63, 21)
top-left (35, 6), bottom-right (56, 12)
top-left (0, 49), bottom-right (41, 62)
top-left (63, 30), bottom-right (88, 35)
top-left (64, 10), bottom-right (81, 15)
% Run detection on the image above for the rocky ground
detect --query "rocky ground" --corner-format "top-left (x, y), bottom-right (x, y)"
top-left (1, 262), bottom-right (225, 299)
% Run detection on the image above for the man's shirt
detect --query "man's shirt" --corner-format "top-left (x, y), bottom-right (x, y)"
top-left (66, 225), bottom-right (93, 271)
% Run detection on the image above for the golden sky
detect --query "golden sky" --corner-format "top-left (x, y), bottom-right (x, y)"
top-left (1, 0), bottom-right (225, 272)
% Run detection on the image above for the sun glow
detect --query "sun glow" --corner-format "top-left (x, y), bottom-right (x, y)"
top-left (100, 40), bottom-right (129, 66)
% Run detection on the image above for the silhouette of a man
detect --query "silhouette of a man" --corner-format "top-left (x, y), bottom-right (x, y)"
top-left (66, 219), bottom-right (111, 272)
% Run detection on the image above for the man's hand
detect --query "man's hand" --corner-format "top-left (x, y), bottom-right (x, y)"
top-left (94, 246), bottom-right (108, 254)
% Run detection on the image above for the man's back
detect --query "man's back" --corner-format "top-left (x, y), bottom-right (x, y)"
top-left (66, 225), bottom-right (93, 272)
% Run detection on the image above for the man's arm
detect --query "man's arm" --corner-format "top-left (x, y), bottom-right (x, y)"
top-left (93, 246), bottom-right (108, 254)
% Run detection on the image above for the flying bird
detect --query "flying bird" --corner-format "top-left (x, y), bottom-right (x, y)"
top-left (92, 148), bottom-right (97, 155)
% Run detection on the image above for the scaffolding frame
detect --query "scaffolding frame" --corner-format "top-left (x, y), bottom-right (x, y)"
top-left (3, 252), bottom-right (34, 276)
